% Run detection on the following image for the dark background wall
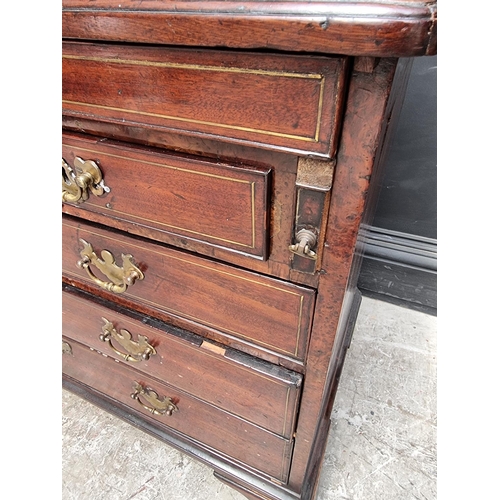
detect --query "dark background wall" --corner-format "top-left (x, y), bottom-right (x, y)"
top-left (358, 56), bottom-right (437, 314)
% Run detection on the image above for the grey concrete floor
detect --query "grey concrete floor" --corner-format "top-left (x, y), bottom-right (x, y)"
top-left (62, 296), bottom-right (437, 500)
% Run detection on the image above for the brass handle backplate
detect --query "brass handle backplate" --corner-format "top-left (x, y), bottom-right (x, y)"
top-left (62, 156), bottom-right (108, 204)
top-left (77, 239), bottom-right (144, 294)
top-left (100, 318), bottom-right (156, 362)
top-left (131, 381), bottom-right (178, 416)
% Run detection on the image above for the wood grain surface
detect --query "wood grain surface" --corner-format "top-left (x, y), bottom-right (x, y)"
top-left (61, 3), bottom-right (437, 498)
top-left (63, 286), bottom-right (303, 438)
top-left (63, 132), bottom-right (271, 260)
top-left (287, 57), bottom-right (404, 493)
top-left (62, 216), bottom-right (316, 363)
top-left (63, 42), bottom-right (347, 157)
top-left (61, 127), bottom-right (315, 288)
top-left (63, 336), bottom-right (294, 483)
top-left (62, 1), bottom-right (437, 57)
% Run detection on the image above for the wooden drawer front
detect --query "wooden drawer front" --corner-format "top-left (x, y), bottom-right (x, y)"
top-left (62, 217), bottom-right (315, 361)
top-left (62, 133), bottom-right (271, 259)
top-left (62, 286), bottom-right (302, 438)
top-left (62, 42), bottom-right (347, 158)
top-left (62, 337), bottom-right (294, 483)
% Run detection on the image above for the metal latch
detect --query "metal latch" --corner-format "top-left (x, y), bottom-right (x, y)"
top-left (289, 228), bottom-right (318, 260)
top-left (289, 157), bottom-right (335, 273)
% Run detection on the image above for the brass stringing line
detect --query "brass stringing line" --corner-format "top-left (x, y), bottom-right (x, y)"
top-left (63, 144), bottom-right (257, 248)
top-left (295, 295), bottom-right (304, 357)
top-left (63, 223), bottom-right (301, 295)
top-left (281, 440), bottom-right (288, 481)
top-left (62, 54), bottom-right (325, 142)
top-left (85, 203), bottom-right (255, 248)
top-left (66, 264), bottom-right (298, 356)
top-left (315, 77), bottom-right (326, 142)
top-left (132, 297), bottom-right (297, 356)
top-left (63, 100), bottom-right (319, 143)
top-left (63, 223), bottom-right (309, 357)
top-left (160, 336), bottom-right (295, 430)
top-left (62, 145), bottom-right (252, 183)
top-left (283, 387), bottom-right (291, 436)
top-left (62, 54), bottom-right (324, 79)
top-left (90, 307), bottom-right (293, 428)
top-left (251, 182), bottom-right (256, 249)
top-left (85, 301), bottom-right (288, 387)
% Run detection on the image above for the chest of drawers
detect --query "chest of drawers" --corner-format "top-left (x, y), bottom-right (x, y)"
top-left (62, 2), bottom-right (437, 499)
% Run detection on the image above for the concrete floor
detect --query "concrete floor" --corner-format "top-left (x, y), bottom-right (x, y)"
top-left (62, 296), bottom-right (437, 500)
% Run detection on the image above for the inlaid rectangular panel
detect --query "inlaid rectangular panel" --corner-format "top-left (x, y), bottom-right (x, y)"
top-left (62, 286), bottom-right (303, 438)
top-left (62, 216), bottom-right (316, 362)
top-left (62, 133), bottom-right (271, 259)
top-left (62, 42), bottom-right (348, 157)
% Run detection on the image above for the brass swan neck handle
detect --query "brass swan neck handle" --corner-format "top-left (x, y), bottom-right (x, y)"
top-left (131, 382), bottom-right (178, 417)
top-left (77, 239), bottom-right (144, 294)
top-left (100, 318), bottom-right (156, 362)
top-left (62, 156), bottom-right (108, 204)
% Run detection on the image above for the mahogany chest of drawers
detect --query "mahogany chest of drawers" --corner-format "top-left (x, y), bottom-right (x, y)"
top-left (62, 2), bottom-right (437, 499)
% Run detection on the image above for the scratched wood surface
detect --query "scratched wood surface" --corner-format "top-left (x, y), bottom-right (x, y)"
top-left (62, 216), bottom-right (316, 368)
top-left (62, 1), bottom-right (437, 57)
top-left (63, 285), bottom-right (303, 438)
top-left (62, 2), bottom-right (437, 499)
top-left (63, 131), bottom-right (272, 260)
top-left (62, 42), bottom-right (348, 157)
top-left (63, 337), bottom-right (295, 483)
top-left (62, 296), bottom-right (436, 500)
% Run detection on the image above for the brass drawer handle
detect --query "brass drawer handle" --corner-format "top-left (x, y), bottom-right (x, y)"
top-left (77, 239), bottom-right (144, 294)
top-left (131, 381), bottom-right (178, 416)
top-left (100, 318), bottom-right (156, 362)
top-left (62, 340), bottom-right (73, 355)
top-left (62, 156), bottom-right (108, 204)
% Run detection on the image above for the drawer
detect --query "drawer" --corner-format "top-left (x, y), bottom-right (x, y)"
top-left (62, 285), bottom-right (302, 438)
top-left (62, 42), bottom-right (348, 158)
top-left (62, 216), bottom-right (315, 362)
top-left (62, 132), bottom-right (271, 260)
top-left (62, 336), bottom-right (294, 483)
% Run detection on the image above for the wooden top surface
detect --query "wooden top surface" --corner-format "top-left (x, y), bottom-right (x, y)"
top-left (63, 0), bottom-right (436, 8)
top-left (62, 0), bottom-right (437, 57)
